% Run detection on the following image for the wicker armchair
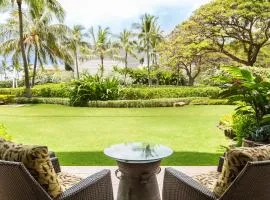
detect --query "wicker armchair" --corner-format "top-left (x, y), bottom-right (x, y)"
top-left (163, 160), bottom-right (270, 200)
top-left (0, 159), bottom-right (114, 200)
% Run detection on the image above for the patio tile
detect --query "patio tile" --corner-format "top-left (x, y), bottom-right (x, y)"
top-left (62, 166), bottom-right (216, 199)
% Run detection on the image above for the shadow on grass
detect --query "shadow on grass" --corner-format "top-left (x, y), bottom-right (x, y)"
top-left (56, 151), bottom-right (223, 166)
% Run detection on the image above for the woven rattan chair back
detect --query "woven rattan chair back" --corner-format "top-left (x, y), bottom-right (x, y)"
top-left (220, 160), bottom-right (270, 200)
top-left (0, 160), bottom-right (52, 200)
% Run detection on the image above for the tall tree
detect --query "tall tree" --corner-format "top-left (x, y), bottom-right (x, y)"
top-left (117, 29), bottom-right (137, 84)
top-left (27, 8), bottom-right (70, 86)
top-left (184, 0), bottom-right (270, 66)
top-left (88, 26), bottom-right (118, 77)
top-left (134, 14), bottom-right (162, 85)
top-left (159, 26), bottom-right (211, 86)
top-left (0, 0), bottom-right (64, 96)
top-left (64, 25), bottom-right (88, 79)
top-left (0, 57), bottom-right (10, 80)
top-left (0, 9), bottom-right (70, 86)
top-left (149, 23), bottom-right (163, 68)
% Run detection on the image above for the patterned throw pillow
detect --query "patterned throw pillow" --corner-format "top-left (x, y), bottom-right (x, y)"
top-left (193, 171), bottom-right (220, 192)
top-left (213, 145), bottom-right (270, 197)
top-left (57, 172), bottom-right (83, 191)
top-left (0, 138), bottom-right (63, 198)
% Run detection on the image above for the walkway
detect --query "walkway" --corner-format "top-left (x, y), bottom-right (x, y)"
top-left (62, 166), bottom-right (216, 198)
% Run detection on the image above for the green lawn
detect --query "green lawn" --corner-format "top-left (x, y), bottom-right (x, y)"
top-left (0, 104), bottom-right (234, 166)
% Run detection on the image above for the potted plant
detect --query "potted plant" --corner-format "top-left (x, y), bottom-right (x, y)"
top-left (218, 66), bottom-right (270, 147)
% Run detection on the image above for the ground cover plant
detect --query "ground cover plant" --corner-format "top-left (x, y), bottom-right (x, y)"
top-left (0, 104), bottom-right (234, 166)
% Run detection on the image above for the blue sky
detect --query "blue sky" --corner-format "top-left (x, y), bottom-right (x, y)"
top-left (58, 0), bottom-right (210, 33)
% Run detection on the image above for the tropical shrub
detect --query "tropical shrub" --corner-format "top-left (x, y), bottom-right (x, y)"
top-left (219, 114), bottom-right (233, 129)
top-left (0, 80), bottom-right (12, 88)
top-left (219, 66), bottom-right (270, 143)
top-left (69, 75), bottom-right (120, 106)
top-left (0, 124), bottom-right (12, 141)
top-left (34, 70), bottom-right (74, 85)
top-left (232, 113), bottom-right (257, 146)
top-left (251, 125), bottom-right (270, 143)
top-left (249, 67), bottom-right (270, 82)
top-left (0, 95), bottom-right (15, 104)
top-left (114, 67), bottom-right (186, 85)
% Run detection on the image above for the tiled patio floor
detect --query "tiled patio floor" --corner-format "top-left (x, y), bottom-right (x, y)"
top-left (62, 166), bottom-right (216, 199)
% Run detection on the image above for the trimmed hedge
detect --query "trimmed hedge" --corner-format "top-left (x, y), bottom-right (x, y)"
top-left (0, 95), bottom-right (15, 104)
top-left (13, 97), bottom-right (231, 108)
top-left (190, 98), bottom-right (230, 105)
top-left (13, 97), bottom-right (70, 105)
top-left (88, 98), bottom-right (198, 108)
top-left (119, 86), bottom-right (221, 100)
top-left (0, 84), bottom-right (221, 100)
top-left (0, 83), bottom-right (69, 97)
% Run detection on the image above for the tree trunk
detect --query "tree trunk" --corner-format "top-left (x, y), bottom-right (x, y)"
top-left (75, 46), bottom-right (80, 79)
top-left (17, 0), bottom-right (31, 97)
top-left (147, 41), bottom-right (152, 85)
top-left (124, 51), bottom-right (128, 85)
top-left (188, 76), bottom-right (195, 86)
top-left (100, 56), bottom-right (104, 78)
top-left (31, 45), bottom-right (38, 87)
top-left (177, 64), bottom-right (181, 86)
top-left (4, 70), bottom-right (7, 80)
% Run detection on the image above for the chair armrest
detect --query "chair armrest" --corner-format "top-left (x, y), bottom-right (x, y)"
top-left (57, 169), bottom-right (113, 200)
top-left (163, 168), bottom-right (216, 200)
top-left (48, 151), bottom-right (61, 173)
top-left (217, 156), bottom-right (224, 173)
top-left (50, 157), bottom-right (61, 173)
top-left (49, 151), bottom-right (56, 158)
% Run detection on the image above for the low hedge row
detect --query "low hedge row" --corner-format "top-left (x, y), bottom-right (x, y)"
top-left (0, 84), bottom-right (221, 100)
top-left (13, 97), bottom-right (70, 105)
top-left (0, 95), bottom-right (15, 104)
top-left (190, 98), bottom-right (231, 105)
top-left (88, 98), bottom-right (196, 108)
top-left (13, 97), bottom-right (230, 108)
top-left (0, 83), bottom-right (68, 98)
top-left (119, 86), bottom-right (221, 100)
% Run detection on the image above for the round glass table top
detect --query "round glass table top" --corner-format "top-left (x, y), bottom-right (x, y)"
top-left (104, 142), bottom-right (173, 163)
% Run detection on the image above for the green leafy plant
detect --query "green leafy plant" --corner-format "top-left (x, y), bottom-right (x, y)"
top-left (219, 66), bottom-right (270, 124)
top-left (0, 124), bottom-right (12, 141)
top-left (69, 75), bottom-right (120, 106)
top-left (232, 113), bottom-right (257, 145)
top-left (251, 125), bottom-right (270, 143)
top-left (219, 66), bottom-right (270, 142)
top-left (0, 95), bottom-right (15, 104)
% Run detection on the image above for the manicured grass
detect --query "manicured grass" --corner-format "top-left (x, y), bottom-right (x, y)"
top-left (0, 104), bottom-right (234, 166)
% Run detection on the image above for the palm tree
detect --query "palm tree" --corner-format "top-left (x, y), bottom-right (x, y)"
top-left (0, 9), bottom-right (70, 86)
top-left (133, 14), bottom-right (160, 85)
top-left (149, 24), bottom-right (163, 68)
top-left (88, 26), bottom-right (118, 77)
top-left (65, 25), bottom-right (88, 79)
top-left (0, 0), bottom-right (64, 97)
top-left (0, 57), bottom-right (10, 80)
top-left (117, 29), bottom-right (137, 84)
top-left (26, 10), bottom-right (71, 86)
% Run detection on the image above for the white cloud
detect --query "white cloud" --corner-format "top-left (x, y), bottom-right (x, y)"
top-left (58, 0), bottom-right (210, 31)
